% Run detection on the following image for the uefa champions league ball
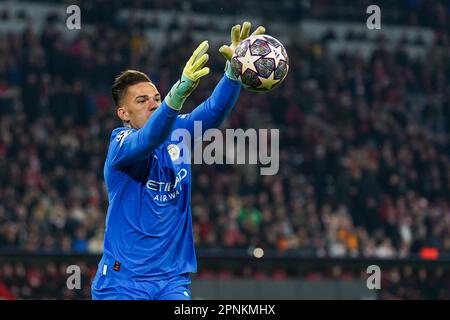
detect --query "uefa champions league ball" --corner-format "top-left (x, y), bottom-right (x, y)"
top-left (231, 34), bottom-right (289, 92)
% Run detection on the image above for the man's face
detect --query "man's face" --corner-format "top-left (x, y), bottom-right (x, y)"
top-left (117, 82), bottom-right (161, 129)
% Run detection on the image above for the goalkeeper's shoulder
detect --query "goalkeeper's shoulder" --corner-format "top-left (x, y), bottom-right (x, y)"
top-left (110, 127), bottom-right (134, 143)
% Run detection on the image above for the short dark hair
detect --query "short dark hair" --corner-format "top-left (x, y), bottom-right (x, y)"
top-left (111, 70), bottom-right (152, 106)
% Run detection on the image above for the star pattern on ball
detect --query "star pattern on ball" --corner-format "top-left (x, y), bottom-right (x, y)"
top-left (236, 45), bottom-right (259, 75)
top-left (230, 34), bottom-right (289, 92)
top-left (256, 71), bottom-right (279, 91)
top-left (264, 42), bottom-right (286, 69)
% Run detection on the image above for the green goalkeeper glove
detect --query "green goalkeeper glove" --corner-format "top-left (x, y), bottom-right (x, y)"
top-left (219, 21), bottom-right (266, 80)
top-left (165, 40), bottom-right (210, 110)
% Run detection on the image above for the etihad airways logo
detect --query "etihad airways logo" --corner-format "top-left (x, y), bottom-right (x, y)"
top-left (145, 169), bottom-right (187, 202)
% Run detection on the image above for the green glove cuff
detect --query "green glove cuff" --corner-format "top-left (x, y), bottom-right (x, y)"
top-left (224, 61), bottom-right (238, 81)
top-left (164, 75), bottom-right (197, 110)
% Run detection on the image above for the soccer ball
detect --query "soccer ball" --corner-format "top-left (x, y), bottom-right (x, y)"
top-left (231, 34), bottom-right (289, 92)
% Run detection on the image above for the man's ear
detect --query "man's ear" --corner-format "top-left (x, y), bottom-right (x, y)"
top-left (117, 106), bottom-right (130, 122)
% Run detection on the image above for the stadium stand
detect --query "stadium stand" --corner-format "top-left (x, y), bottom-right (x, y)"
top-left (0, 0), bottom-right (449, 299)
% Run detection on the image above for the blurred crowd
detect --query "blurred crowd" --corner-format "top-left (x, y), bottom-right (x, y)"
top-left (14, 0), bottom-right (450, 27)
top-left (0, 261), bottom-right (94, 299)
top-left (0, 0), bottom-right (449, 299)
top-left (1, 260), bottom-right (449, 299)
top-left (0, 0), bottom-right (449, 259)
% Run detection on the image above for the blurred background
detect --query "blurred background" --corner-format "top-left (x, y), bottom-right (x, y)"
top-left (0, 0), bottom-right (449, 299)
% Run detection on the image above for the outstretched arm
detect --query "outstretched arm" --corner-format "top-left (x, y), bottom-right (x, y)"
top-left (176, 21), bottom-right (266, 135)
top-left (108, 101), bottom-right (178, 169)
top-left (108, 41), bottom-right (210, 169)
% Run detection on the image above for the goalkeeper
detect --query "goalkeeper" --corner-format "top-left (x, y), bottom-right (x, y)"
top-left (91, 22), bottom-right (265, 300)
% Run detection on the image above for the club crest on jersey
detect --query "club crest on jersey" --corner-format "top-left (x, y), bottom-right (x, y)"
top-left (167, 144), bottom-right (180, 161)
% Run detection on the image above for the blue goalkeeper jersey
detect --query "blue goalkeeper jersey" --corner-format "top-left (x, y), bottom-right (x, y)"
top-left (97, 75), bottom-right (240, 280)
